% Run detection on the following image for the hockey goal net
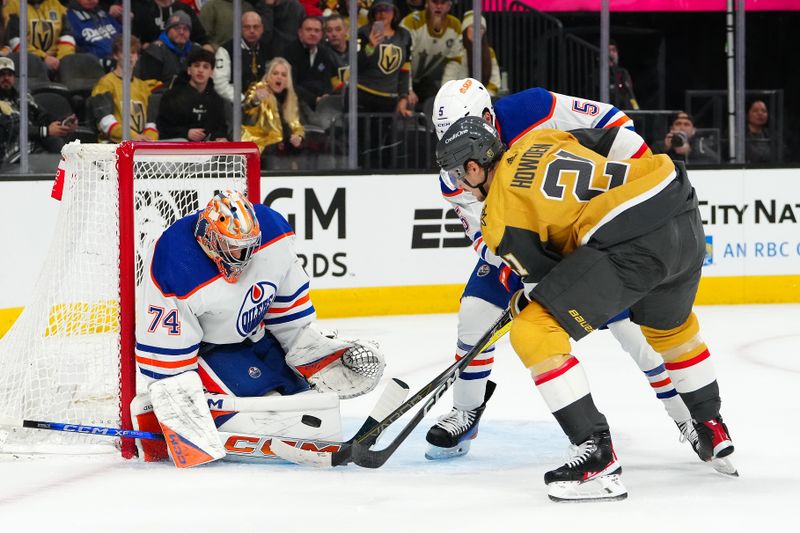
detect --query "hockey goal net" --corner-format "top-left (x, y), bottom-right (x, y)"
top-left (0, 141), bottom-right (260, 457)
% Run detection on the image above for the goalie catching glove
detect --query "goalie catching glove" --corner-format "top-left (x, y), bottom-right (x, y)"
top-left (285, 325), bottom-right (385, 399)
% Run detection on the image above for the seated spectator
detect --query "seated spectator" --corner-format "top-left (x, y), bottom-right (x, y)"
top-left (441, 10), bottom-right (500, 96)
top-left (400, 0), bottom-right (462, 107)
top-left (6, 0), bottom-right (76, 75)
top-left (156, 47), bottom-right (228, 140)
top-left (132, 0), bottom-right (210, 47)
top-left (214, 10), bottom-right (274, 103)
top-left (654, 111), bottom-right (718, 165)
top-left (609, 39), bottom-right (639, 111)
top-left (746, 99), bottom-right (775, 164)
top-left (0, 56), bottom-right (77, 156)
top-left (324, 13), bottom-right (349, 69)
top-left (67, 0), bottom-right (122, 63)
top-left (256, 0), bottom-right (305, 53)
top-left (91, 35), bottom-right (159, 142)
top-left (280, 15), bottom-right (339, 113)
top-left (241, 56), bottom-right (305, 167)
top-left (136, 11), bottom-right (202, 84)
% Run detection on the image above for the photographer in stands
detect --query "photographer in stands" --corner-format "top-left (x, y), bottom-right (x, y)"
top-left (656, 111), bottom-right (718, 165)
top-left (0, 56), bottom-right (77, 159)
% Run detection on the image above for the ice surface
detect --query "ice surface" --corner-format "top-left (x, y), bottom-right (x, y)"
top-left (1, 305), bottom-right (797, 532)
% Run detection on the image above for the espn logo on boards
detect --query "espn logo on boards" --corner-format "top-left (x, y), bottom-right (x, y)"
top-left (411, 209), bottom-right (471, 249)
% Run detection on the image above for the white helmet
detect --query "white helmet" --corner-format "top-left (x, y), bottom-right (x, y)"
top-left (432, 78), bottom-right (496, 139)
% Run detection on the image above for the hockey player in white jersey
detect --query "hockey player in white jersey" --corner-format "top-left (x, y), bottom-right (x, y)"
top-left (424, 78), bottom-right (700, 462)
top-left (132, 190), bottom-right (385, 467)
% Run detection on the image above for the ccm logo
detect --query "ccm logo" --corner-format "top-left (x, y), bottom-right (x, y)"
top-left (224, 436), bottom-right (341, 457)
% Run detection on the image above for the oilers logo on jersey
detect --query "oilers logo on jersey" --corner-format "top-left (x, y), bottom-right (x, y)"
top-left (237, 281), bottom-right (277, 337)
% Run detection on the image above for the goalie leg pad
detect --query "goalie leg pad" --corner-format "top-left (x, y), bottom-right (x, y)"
top-left (286, 325), bottom-right (385, 399)
top-left (130, 394), bottom-right (169, 462)
top-left (149, 372), bottom-right (225, 468)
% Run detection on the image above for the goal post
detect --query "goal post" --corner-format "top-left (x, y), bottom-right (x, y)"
top-left (0, 141), bottom-right (261, 458)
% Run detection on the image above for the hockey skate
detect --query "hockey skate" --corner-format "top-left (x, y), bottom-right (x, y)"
top-left (425, 381), bottom-right (496, 460)
top-left (545, 431), bottom-right (628, 503)
top-left (694, 416), bottom-right (738, 477)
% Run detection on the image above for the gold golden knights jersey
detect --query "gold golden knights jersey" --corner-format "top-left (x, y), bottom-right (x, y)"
top-left (481, 128), bottom-right (697, 282)
top-left (6, 0), bottom-right (76, 60)
top-left (91, 73), bottom-right (159, 142)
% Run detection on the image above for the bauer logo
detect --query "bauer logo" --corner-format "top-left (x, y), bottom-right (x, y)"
top-left (704, 236), bottom-right (713, 266)
top-left (237, 281), bottom-right (277, 337)
top-left (411, 209), bottom-right (471, 249)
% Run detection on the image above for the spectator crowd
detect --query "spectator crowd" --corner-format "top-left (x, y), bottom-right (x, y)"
top-left (0, 0), bottom-right (783, 168)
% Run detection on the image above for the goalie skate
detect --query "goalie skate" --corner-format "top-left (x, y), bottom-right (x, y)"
top-left (545, 431), bottom-right (628, 503)
top-left (425, 381), bottom-right (495, 460)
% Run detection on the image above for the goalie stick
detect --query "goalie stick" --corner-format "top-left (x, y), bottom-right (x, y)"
top-left (270, 309), bottom-right (512, 468)
top-left (0, 378), bottom-right (410, 463)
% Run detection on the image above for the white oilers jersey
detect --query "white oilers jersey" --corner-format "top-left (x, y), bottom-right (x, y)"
top-left (440, 172), bottom-right (505, 269)
top-left (439, 87), bottom-right (650, 265)
top-left (135, 204), bottom-right (314, 381)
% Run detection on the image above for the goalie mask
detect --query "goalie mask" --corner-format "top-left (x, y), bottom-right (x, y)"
top-left (432, 78), bottom-right (496, 140)
top-left (195, 190), bottom-right (261, 283)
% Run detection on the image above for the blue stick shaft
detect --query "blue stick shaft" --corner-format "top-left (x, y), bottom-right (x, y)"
top-left (22, 420), bottom-right (164, 441)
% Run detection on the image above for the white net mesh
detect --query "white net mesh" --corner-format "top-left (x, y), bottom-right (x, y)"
top-left (0, 142), bottom-right (251, 454)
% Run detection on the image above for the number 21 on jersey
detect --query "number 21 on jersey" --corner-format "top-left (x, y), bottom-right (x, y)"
top-left (542, 150), bottom-right (630, 202)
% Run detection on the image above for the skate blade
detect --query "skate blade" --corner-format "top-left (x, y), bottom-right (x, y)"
top-left (710, 456), bottom-right (739, 477)
top-left (547, 474), bottom-right (628, 503)
top-left (424, 440), bottom-right (471, 461)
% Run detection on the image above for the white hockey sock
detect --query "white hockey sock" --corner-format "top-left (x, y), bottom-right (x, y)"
top-left (643, 364), bottom-right (691, 422)
top-left (453, 344), bottom-right (495, 411)
top-left (607, 319), bottom-right (691, 422)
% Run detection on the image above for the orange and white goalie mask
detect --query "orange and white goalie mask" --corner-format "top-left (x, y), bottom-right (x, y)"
top-left (195, 190), bottom-right (261, 282)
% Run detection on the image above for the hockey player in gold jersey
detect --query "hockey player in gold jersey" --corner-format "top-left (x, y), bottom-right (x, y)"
top-left (436, 116), bottom-right (737, 502)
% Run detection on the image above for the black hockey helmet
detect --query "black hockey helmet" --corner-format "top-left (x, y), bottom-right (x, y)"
top-left (435, 116), bottom-right (505, 187)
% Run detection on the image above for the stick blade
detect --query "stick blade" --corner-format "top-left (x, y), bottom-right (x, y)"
top-left (270, 378), bottom-right (410, 468)
top-left (349, 440), bottom-right (391, 469)
top-left (269, 438), bottom-right (338, 467)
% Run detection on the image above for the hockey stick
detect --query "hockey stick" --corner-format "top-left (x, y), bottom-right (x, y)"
top-left (0, 418), bottom-right (164, 441)
top-left (268, 376), bottom-right (411, 466)
top-left (0, 378), bottom-right (410, 463)
top-left (271, 309), bottom-right (512, 468)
